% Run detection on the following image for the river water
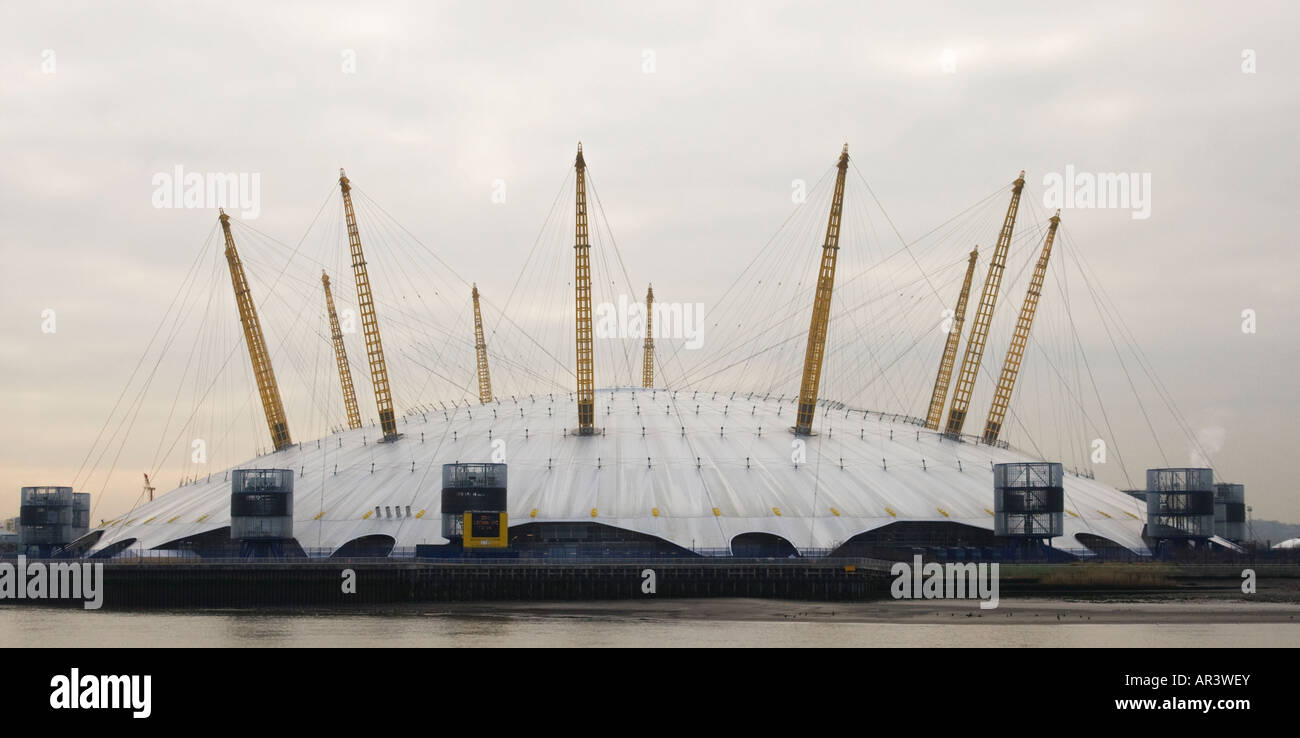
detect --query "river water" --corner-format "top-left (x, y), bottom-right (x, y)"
top-left (3, 599), bottom-right (1299, 647)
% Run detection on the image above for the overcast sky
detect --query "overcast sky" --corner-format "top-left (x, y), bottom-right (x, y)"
top-left (2, 1), bottom-right (1297, 524)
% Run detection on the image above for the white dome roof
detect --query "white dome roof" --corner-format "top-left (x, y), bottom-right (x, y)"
top-left (87, 388), bottom-right (1149, 556)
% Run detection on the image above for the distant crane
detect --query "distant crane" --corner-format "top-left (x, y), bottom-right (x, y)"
top-left (982, 211), bottom-right (1062, 444)
top-left (641, 284), bottom-right (655, 388)
top-left (472, 283), bottom-right (493, 404)
top-left (218, 209), bottom-right (292, 451)
top-left (573, 144), bottom-right (596, 435)
top-left (925, 247), bottom-right (979, 430)
top-left (794, 144), bottom-right (850, 436)
top-left (339, 169), bottom-right (399, 440)
top-left (944, 171), bottom-right (1026, 437)
top-left (322, 271), bottom-right (362, 430)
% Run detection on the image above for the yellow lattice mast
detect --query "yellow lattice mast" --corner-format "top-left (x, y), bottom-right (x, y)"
top-left (472, 283), bottom-right (493, 404)
top-left (982, 210), bottom-right (1061, 444)
top-left (219, 208), bottom-right (292, 451)
top-left (573, 144), bottom-right (595, 434)
top-left (641, 284), bottom-right (654, 388)
top-left (924, 247), bottom-right (979, 430)
top-left (794, 144), bottom-right (850, 436)
top-left (322, 271), bottom-right (362, 430)
top-left (339, 168), bottom-right (399, 440)
top-left (943, 171), bottom-right (1026, 437)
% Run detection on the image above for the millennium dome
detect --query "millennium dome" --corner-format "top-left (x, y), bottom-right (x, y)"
top-left (81, 387), bottom-right (1147, 558)
top-left (64, 145), bottom-right (1190, 562)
